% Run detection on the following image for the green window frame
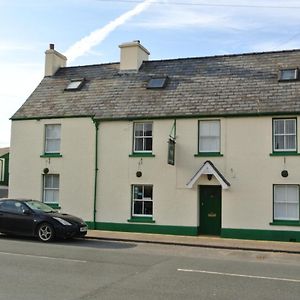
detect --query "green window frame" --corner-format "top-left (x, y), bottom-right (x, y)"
top-left (273, 184), bottom-right (299, 221)
top-left (273, 118), bottom-right (297, 153)
top-left (44, 124), bottom-right (61, 154)
top-left (133, 122), bottom-right (153, 153)
top-left (132, 185), bottom-right (153, 218)
top-left (43, 174), bottom-right (60, 204)
top-left (198, 120), bottom-right (221, 155)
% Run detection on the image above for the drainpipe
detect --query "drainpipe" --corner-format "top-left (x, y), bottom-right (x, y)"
top-left (93, 119), bottom-right (99, 230)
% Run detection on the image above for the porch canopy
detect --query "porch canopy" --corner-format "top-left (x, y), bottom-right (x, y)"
top-left (186, 160), bottom-right (230, 190)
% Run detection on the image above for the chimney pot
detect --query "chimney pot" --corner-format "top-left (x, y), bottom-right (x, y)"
top-left (49, 43), bottom-right (55, 50)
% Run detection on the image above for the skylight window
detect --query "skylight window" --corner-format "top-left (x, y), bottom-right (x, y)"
top-left (279, 68), bottom-right (298, 81)
top-left (65, 79), bottom-right (85, 91)
top-left (147, 77), bottom-right (168, 89)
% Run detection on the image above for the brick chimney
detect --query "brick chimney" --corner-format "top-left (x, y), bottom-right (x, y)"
top-left (119, 40), bottom-right (150, 71)
top-left (44, 44), bottom-right (67, 76)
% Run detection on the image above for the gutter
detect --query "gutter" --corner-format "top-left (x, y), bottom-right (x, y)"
top-left (93, 119), bottom-right (100, 229)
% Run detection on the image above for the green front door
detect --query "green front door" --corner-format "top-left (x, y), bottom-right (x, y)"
top-left (199, 185), bottom-right (221, 235)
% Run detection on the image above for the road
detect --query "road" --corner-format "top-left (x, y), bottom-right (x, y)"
top-left (0, 235), bottom-right (299, 300)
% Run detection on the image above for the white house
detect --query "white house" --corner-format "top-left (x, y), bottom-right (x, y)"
top-left (9, 41), bottom-right (300, 242)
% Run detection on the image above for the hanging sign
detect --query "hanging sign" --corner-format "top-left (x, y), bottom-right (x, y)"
top-left (168, 139), bottom-right (175, 165)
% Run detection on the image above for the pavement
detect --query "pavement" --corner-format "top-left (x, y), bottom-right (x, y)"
top-left (86, 230), bottom-right (300, 254)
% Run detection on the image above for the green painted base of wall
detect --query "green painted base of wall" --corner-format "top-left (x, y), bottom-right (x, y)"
top-left (221, 228), bottom-right (300, 243)
top-left (86, 221), bottom-right (199, 236)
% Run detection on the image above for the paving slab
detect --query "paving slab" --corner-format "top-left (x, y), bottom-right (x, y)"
top-left (86, 230), bottom-right (300, 254)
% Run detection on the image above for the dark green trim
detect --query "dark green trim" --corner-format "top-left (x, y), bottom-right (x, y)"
top-left (11, 115), bottom-right (93, 121)
top-left (129, 153), bottom-right (155, 157)
top-left (45, 203), bottom-right (61, 209)
top-left (92, 111), bottom-right (300, 122)
top-left (194, 152), bottom-right (223, 157)
top-left (92, 119), bottom-right (100, 230)
top-left (127, 217), bottom-right (155, 223)
top-left (85, 221), bottom-right (198, 236)
top-left (270, 220), bottom-right (300, 226)
top-left (270, 152), bottom-right (300, 156)
top-left (40, 153), bottom-right (62, 158)
top-left (12, 112), bottom-right (300, 123)
top-left (272, 117), bottom-right (298, 154)
top-left (221, 228), bottom-right (300, 242)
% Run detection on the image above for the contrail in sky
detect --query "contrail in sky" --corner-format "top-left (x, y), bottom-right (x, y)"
top-left (64, 0), bottom-right (156, 63)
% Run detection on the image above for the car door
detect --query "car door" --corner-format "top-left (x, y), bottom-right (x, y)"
top-left (0, 201), bottom-right (35, 236)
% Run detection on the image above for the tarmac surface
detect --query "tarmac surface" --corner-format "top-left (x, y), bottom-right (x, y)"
top-left (86, 230), bottom-right (300, 254)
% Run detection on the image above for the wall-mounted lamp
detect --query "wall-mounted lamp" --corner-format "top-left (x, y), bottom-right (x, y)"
top-left (207, 174), bottom-right (213, 181)
top-left (43, 168), bottom-right (49, 174)
top-left (136, 171), bottom-right (142, 178)
top-left (281, 170), bottom-right (288, 178)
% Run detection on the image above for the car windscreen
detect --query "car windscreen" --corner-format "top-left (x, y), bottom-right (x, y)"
top-left (24, 200), bottom-right (55, 213)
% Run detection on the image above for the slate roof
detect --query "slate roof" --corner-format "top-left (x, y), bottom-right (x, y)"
top-left (12, 49), bottom-right (300, 120)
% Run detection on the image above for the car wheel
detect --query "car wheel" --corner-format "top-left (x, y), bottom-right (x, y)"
top-left (37, 223), bottom-right (54, 242)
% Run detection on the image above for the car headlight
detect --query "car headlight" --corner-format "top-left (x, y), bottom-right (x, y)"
top-left (53, 217), bottom-right (72, 226)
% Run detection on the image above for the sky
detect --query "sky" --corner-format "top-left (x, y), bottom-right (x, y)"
top-left (1, 0), bottom-right (300, 147)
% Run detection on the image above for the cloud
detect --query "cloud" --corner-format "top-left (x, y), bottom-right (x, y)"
top-left (64, 0), bottom-right (156, 63)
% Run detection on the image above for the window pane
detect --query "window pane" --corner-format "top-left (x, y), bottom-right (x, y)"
top-left (200, 137), bottom-right (219, 152)
top-left (274, 185), bottom-right (285, 203)
top-left (133, 186), bottom-right (143, 200)
top-left (46, 125), bottom-right (60, 139)
top-left (144, 201), bottom-right (153, 215)
top-left (287, 203), bottom-right (299, 220)
top-left (144, 186), bottom-right (153, 199)
top-left (46, 140), bottom-right (60, 152)
top-left (144, 123), bottom-right (152, 136)
top-left (209, 121), bottom-right (220, 136)
top-left (199, 122), bottom-right (210, 136)
top-left (274, 136), bottom-right (284, 150)
top-left (135, 138), bottom-right (144, 151)
top-left (52, 175), bottom-right (59, 188)
top-left (144, 138), bottom-right (152, 151)
top-left (44, 190), bottom-right (54, 203)
top-left (285, 135), bottom-right (296, 150)
top-left (134, 124), bottom-right (143, 137)
top-left (274, 203), bottom-right (286, 220)
top-left (44, 175), bottom-right (53, 188)
top-left (133, 201), bottom-right (143, 215)
top-left (287, 186), bottom-right (298, 203)
top-left (274, 120), bottom-right (284, 134)
top-left (285, 120), bottom-right (296, 134)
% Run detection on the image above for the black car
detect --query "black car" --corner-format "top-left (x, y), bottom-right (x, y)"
top-left (0, 199), bottom-right (88, 242)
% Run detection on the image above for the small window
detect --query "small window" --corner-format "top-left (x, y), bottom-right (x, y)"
top-left (132, 185), bottom-right (153, 217)
top-left (274, 185), bottom-right (299, 221)
top-left (147, 77), bottom-right (168, 89)
top-left (199, 120), bottom-right (220, 153)
top-left (279, 69), bottom-right (298, 81)
top-left (45, 124), bottom-right (61, 154)
top-left (65, 79), bottom-right (85, 90)
top-left (273, 119), bottom-right (296, 152)
top-left (43, 174), bottom-right (60, 204)
top-left (133, 122), bottom-right (153, 153)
